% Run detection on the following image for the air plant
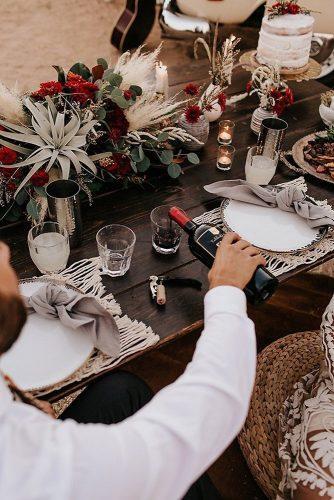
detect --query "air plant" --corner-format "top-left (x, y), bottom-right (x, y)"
top-left (0, 96), bottom-right (99, 196)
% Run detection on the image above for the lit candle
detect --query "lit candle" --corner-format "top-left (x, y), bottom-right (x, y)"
top-left (219, 131), bottom-right (232, 143)
top-left (216, 145), bottom-right (235, 171)
top-left (218, 120), bottom-right (235, 145)
top-left (155, 62), bottom-right (169, 99)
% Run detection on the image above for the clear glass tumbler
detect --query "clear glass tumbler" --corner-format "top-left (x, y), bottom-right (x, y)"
top-left (218, 120), bottom-right (235, 145)
top-left (150, 205), bottom-right (182, 254)
top-left (216, 145), bottom-right (235, 172)
top-left (245, 146), bottom-right (279, 185)
top-left (96, 224), bottom-right (136, 277)
top-left (28, 221), bottom-right (70, 274)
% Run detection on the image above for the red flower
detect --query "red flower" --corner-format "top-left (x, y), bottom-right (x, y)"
top-left (246, 81), bottom-right (253, 94)
top-left (107, 104), bottom-right (129, 142)
top-left (123, 90), bottom-right (133, 101)
top-left (217, 92), bottom-right (226, 111)
top-left (6, 181), bottom-right (16, 192)
top-left (185, 105), bottom-right (202, 124)
top-left (287, 2), bottom-right (300, 14)
top-left (30, 170), bottom-right (49, 187)
top-left (284, 87), bottom-right (294, 105)
top-left (65, 72), bottom-right (98, 105)
top-left (184, 83), bottom-right (199, 96)
top-left (0, 146), bottom-right (17, 165)
top-left (32, 81), bottom-right (63, 99)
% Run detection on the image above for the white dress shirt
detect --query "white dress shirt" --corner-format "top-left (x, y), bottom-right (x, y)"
top-left (0, 286), bottom-right (256, 500)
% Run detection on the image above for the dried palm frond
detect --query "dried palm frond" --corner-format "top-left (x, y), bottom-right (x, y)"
top-left (0, 81), bottom-right (26, 124)
top-left (125, 92), bottom-right (187, 131)
top-left (113, 45), bottom-right (161, 92)
top-left (0, 96), bottom-right (100, 196)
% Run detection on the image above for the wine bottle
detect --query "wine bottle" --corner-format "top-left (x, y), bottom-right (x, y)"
top-left (169, 206), bottom-right (278, 305)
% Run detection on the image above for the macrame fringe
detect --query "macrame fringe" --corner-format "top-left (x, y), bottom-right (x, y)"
top-left (194, 177), bottom-right (334, 278)
top-left (32, 257), bottom-right (159, 398)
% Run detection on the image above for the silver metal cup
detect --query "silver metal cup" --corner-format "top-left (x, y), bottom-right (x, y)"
top-left (46, 179), bottom-right (82, 248)
top-left (257, 117), bottom-right (288, 159)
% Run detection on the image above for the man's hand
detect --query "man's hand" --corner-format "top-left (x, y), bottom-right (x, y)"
top-left (208, 232), bottom-right (266, 290)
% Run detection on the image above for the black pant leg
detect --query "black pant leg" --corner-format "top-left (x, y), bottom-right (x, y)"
top-left (60, 370), bottom-right (222, 500)
top-left (60, 370), bottom-right (153, 424)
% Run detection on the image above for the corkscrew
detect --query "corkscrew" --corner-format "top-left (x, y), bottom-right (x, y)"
top-left (149, 275), bottom-right (202, 306)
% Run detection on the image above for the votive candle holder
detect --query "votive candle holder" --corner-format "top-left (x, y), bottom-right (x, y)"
top-left (216, 145), bottom-right (235, 172)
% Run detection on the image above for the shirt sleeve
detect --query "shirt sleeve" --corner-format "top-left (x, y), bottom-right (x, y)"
top-left (63, 285), bottom-right (257, 500)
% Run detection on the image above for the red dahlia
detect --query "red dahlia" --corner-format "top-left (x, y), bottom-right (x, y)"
top-left (123, 90), bottom-right (133, 101)
top-left (107, 104), bottom-right (129, 142)
top-left (6, 181), bottom-right (16, 192)
top-left (218, 92), bottom-right (226, 111)
top-left (65, 72), bottom-right (98, 105)
top-left (0, 146), bottom-right (17, 165)
top-left (30, 170), bottom-right (49, 187)
top-left (32, 81), bottom-right (63, 99)
top-left (287, 2), bottom-right (300, 14)
top-left (185, 105), bottom-right (202, 124)
top-left (184, 83), bottom-right (200, 96)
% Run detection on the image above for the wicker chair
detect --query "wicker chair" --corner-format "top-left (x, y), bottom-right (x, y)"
top-left (238, 330), bottom-right (323, 499)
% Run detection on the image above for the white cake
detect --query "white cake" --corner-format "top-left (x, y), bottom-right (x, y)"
top-left (256, 13), bottom-right (314, 73)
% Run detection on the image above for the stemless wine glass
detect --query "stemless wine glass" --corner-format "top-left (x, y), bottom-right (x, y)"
top-left (28, 222), bottom-right (70, 274)
top-left (96, 224), bottom-right (136, 277)
top-left (245, 146), bottom-right (279, 185)
top-left (150, 205), bottom-right (182, 254)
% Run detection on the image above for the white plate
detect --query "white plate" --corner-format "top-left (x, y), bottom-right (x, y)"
top-left (221, 199), bottom-right (326, 253)
top-left (0, 278), bottom-right (95, 391)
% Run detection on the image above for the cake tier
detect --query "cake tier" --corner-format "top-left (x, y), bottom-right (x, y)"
top-left (256, 13), bottom-right (314, 70)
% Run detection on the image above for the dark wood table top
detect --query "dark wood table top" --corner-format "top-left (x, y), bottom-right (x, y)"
top-left (2, 26), bottom-right (334, 399)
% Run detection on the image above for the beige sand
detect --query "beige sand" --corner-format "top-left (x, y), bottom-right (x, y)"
top-left (1, 0), bottom-right (160, 91)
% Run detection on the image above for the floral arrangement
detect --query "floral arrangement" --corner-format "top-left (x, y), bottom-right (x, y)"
top-left (0, 47), bottom-right (201, 223)
top-left (246, 65), bottom-right (294, 115)
top-left (268, 0), bottom-right (315, 19)
top-left (189, 30), bottom-right (240, 122)
top-left (182, 83), bottom-right (226, 124)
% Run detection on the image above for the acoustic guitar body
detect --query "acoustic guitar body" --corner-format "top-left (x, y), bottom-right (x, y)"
top-left (111, 0), bottom-right (156, 52)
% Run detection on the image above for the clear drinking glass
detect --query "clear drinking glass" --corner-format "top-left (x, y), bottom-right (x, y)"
top-left (28, 221), bottom-right (70, 274)
top-left (218, 120), bottom-right (235, 145)
top-left (216, 145), bottom-right (235, 172)
top-left (96, 224), bottom-right (136, 277)
top-left (150, 205), bottom-right (182, 254)
top-left (245, 146), bottom-right (279, 185)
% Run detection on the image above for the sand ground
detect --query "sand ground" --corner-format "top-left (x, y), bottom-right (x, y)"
top-left (1, 0), bottom-right (161, 91)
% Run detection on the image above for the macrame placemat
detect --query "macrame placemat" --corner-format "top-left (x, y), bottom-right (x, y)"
top-left (30, 257), bottom-right (159, 400)
top-left (194, 177), bottom-right (334, 278)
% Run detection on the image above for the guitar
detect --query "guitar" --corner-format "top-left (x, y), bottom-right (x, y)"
top-left (111, 0), bottom-right (156, 52)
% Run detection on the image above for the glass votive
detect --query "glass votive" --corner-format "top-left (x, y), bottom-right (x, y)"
top-left (96, 224), bottom-right (136, 277)
top-left (150, 205), bottom-right (182, 255)
top-left (216, 145), bottom-right (235, 172)
top-left (218, 120), bottom-right (235, 145)
top-left (245, 146), bottom-right (279, 185)
top-left (28, 221), bottom-right (70, 274)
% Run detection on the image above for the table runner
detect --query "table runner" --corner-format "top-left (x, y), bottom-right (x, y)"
top-left (195, 177), bottom-right (334, 278)
top-left (30, 257), bottom-right (159, 399)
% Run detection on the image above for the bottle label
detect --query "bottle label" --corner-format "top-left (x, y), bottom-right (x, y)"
top-left (196, 227), bottom-right (223, 258)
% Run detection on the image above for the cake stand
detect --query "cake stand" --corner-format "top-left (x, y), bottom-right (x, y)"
top-left (239, 50), bottom-right (322, 82)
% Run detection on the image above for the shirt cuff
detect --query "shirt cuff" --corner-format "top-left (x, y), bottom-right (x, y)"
top-left (204, 286), bottom-right (247, 320)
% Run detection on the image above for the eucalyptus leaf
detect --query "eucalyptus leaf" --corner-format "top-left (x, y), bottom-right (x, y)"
top-left (137, 155), bottom-right (150, 172)
top-left (96, 107), bottom-right (107, 120)
top-left (34, 186), bottom-right (47, 198)
top-left (103, 70), bottom-right (122, 87)
top-left (15, 189), bottom-right (28, 206)
top-left (52, 65), bottom-right (66, 84)
top-left (138, 145), bottom-right (145, 161)
top-left (187, 152), bottom-right (200, 165)
top-left (131, 147), bottom-right (142, 163)
top-left (160, 149), bottom-right (174, 165)
top-left (69, 62), bottom-right (91, 81)
top-left (112, 96), bottom-right (130, 109)
top-left (157, 132), bottom-right (169, 142)
top-left (129, 85), bottom-right (143, 96)
top-left (167, 163), bottom-right (182, 178)
top-left (97, 58), bottom-right (108, 70)
top-left (130, 160), bottom-right (137, 173)
top-left (26, 198), bottom-right (40, 220)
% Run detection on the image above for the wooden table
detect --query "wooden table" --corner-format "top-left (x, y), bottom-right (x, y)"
top-left (2, 27), bottom-right (334, 399)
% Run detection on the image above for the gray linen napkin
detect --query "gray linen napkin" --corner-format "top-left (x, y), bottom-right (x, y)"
top-left (25, 283), bottom-right (120, 358)
top-left (204, 179), bottom-right (334, 229)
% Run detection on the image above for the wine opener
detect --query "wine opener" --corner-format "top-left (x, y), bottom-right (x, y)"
top-left (149, 275), bottom-right (202, 306)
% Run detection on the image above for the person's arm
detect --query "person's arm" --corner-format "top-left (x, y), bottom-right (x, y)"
top-left (62, 233), bottom-right (264, 500)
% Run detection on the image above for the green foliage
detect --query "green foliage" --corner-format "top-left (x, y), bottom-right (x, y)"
top-left (160, 149), bottom-right (174, 165)
top-left (26, 198), bottom-right (40, 220)
top-left (52, 65), bottom-right (66, 84)
top-left (157, 132), bottom-right (169, 142)
top-left (131, 146), bottom-right (145, 163)
top-left (137, 155), bottom-right (151, 172)
top-left (96, 107), bottom-right (107, 120)
top-left (34, 186), bottom-right (47, 198)
top-left (97, 58), bottom-right (108, 70)
top-left (109, 87), bottom-right (130, 109)
top-left (69, 62), bottom-right (91, 81)
top-left (103, 70), bottom-right (123, 87)
top-left (167, 163), bottom-right (182, 178)
top-left (129, 85), bottom-right (142, 96)
top-left (15, 189), bottom-right (28, 206)
top-left (187, 152), bottom-right (200, 165)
